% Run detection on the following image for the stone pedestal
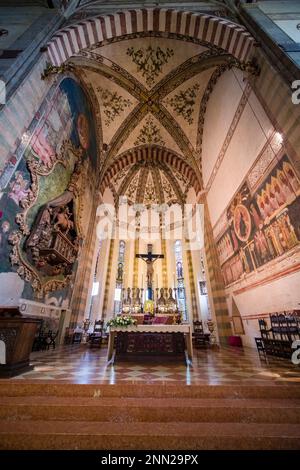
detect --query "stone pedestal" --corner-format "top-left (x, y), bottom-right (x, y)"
top-left (0, 307), bottom-right (40, 378)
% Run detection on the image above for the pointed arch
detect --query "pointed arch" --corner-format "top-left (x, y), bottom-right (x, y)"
top-left (46, 8), bottom-right (255, 66)
top-left (99, 145), bottom-right (201, 195)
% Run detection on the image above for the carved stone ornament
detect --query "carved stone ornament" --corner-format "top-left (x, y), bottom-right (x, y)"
top-left (8, 141), bottom-right (87, 298)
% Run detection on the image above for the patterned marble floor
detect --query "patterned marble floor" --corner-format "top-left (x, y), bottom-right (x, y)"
top-left (5, 344), bottom-right (300, 385)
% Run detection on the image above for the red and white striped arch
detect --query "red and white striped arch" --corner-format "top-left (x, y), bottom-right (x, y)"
top-left (100, 146), bottom-right (201, 195)
top-left (47, 8), bottom-right (255, 66)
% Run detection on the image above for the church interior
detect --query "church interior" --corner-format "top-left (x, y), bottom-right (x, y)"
top-left (0, 0), bottom-right (300, 451)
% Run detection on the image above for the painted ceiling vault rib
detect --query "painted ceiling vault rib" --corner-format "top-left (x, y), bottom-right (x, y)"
top-left (45, 8), bottom-right (255, 201)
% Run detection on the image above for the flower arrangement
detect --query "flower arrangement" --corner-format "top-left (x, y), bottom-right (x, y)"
top-left (107, 315), bottom-right (137, 328)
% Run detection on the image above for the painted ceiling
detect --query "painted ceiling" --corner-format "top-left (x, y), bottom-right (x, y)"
top-left (109, 160), bottom-right (190, 207)
top-left (74, 33), bottom-right (223, 203)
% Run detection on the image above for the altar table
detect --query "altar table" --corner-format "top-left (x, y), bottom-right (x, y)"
top-left (107, 324), bottom-right (193, 364)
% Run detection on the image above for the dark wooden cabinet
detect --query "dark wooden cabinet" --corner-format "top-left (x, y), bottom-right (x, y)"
top-left (0, 308), bottom-right (40, 378)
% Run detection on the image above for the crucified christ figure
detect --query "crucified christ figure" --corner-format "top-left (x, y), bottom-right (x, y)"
top-left (135, 244), bottom-right (164, 291)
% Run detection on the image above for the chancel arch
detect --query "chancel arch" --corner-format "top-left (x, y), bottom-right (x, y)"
top-left (46, 9), bottom-right (255, 67)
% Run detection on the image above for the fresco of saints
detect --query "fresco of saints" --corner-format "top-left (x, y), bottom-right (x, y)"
top-left (268, 186), bottom-right (280, 212)
top-left (8, 171), bottom-right (30, 206)
top-left (254, 229), bottom-right (269, 263)
top-left (250, 203), bottom-right (262, 229)
top-left (283, 162), bottom-right (300, 194)
top-left (273, 180), bottom-right (286, 206)
top-left (278, 171), bottom-right (294, 201)
top-left (262, 192), bottom-right (273, 217)
top-left (31, 124), bottom-right (55, 166)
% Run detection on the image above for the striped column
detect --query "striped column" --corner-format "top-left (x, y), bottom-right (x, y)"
top-left (101, 238), bottom-right (115, 320)
top-left (132, 224), bottom-right (140, 288)
top-left (203, 197), bottom-right (232, 343)
top-left (160, 214), bottom-right (168, 288)
top-left (185, 242), bottom-right (198, 322)
top-left (70, 200), bottom-right (99, 328)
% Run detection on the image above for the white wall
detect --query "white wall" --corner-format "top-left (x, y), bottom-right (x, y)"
top-left (202, 69), bottom-right (246, 187)
top-left (227, 269), bottom-right (300, 348)
top-left (202, 67), bottom-right (300, 347)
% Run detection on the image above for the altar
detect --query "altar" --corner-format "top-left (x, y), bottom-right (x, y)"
top-left (107, 323), bottom-right (193, 365)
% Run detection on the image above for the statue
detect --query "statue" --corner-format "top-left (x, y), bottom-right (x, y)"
top-left (25, 157), bottom-right (87, 276)
top-left (54, 207), bottom-right (74, 235)
top-left (135, 244), bottom-right (164, 300)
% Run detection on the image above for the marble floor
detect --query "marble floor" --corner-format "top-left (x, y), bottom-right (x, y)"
top-left (5, 344), bottom-right (300, 385)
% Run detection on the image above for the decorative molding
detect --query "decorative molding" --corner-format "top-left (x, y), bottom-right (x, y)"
top-left (96, 87), bottom-right (133, 126)
top-left (8, 141), bottom-right (87, 299)
top-left (126, 45), bottom-right (174, 87)
top-left (134, 116), bottom-right (165, 146)
top-left (165, 83), bottom-right (200, 125)
top-left (247, 132), bottom-right (283, 191)
top-left (41, 62), bottom-right (75, 80)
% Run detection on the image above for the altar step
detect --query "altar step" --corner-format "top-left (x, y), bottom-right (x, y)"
top-left (0, 383), bottom-right (300, 449)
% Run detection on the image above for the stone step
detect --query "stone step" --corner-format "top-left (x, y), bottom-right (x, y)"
top-left (1, 396), bottom-right (300, 423)
top-left (1, 382), bottom-right (300, 399)
top-left (1, 420), bottom-right (300, 450)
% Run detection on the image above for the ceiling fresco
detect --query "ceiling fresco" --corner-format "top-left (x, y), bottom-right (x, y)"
top-left (109, 160), bottom-right (187, 207)
top-left (72, 32), bottom-right (238, 203)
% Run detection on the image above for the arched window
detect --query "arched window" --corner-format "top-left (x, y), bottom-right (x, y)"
top-left (174, 240), bottom-right (187, 319)
top-left (114, 240), bottom-right (126, 314)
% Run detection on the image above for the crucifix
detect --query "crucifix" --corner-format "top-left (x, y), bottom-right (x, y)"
top-left (136, 244), bottom-right (164, 300)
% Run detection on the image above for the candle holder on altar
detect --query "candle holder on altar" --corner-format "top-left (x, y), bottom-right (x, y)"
top-left (206, 320), bottom-right (217, 346)
top-left (83, 319), bottom-right (90, 332)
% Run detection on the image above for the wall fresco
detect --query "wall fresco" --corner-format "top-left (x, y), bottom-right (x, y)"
top-left (0, 77), bottom-right (98, 305)
top-left (216, 154), bottom-right (300, 287)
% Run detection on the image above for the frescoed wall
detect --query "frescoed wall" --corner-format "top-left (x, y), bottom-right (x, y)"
top-left (215, 154), bottom-right (300, 287)
top-left (0, 77), bottom-right (98, 307)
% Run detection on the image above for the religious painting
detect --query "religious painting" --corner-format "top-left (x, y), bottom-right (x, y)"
top-left (216, 154), bottom-right (300, 287)
top-left (0, 77), bottom-right (98, 304)
top-left (233, 204), bottom-right (252, 242)
top-left (28, 77), bottom-right (97, 171)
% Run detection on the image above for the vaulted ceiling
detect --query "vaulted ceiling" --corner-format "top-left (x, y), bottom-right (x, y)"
top-left (72, 33), bottom-right (236, 203)
top-left (46, 6), bottom-right (255, 205)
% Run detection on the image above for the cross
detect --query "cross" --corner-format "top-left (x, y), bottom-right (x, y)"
top-left (136, 244), bottom-right (164, 299)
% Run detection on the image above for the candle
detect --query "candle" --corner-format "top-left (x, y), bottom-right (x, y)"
top-left (173, 272), bottom-right (176, 288)
top-left (141, 273), bottom-right (144, 289)
top-left (156, 274), bottom-right (158, 289)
